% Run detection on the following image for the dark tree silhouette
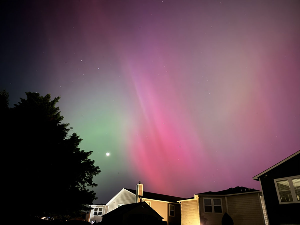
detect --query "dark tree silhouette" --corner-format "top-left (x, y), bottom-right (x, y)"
top-left (3, 92), bottom-right (100, 218)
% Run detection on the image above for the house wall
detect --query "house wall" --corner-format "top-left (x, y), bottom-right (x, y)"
top-left (198, 195), bottom-right (227, 225)
top-left (226, 193), bottom-right (265, 225)
top-left (143, 199), bottom-right (181, 225)
top-left (107, 189), bottom-right (136, 213)
top-left (259, 154), bottom-right (300, 225)
top-left (180, 198), bottom-right (200, 225)
top-left (88, 205), bottom-right (108, 223)
top-left (196, 193), bottom-right (265, 225)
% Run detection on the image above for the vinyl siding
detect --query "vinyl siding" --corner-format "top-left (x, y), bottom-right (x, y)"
top-left (181, 199), bottom-right (200, 225)
top-left (191, 193), bottom-right (265, 225)
top-left (199, 196), bottom-right (226, 225)
top-left (226, 193), bottom-right (265, 225)
top-left (107, 189), bottom-right (136, 212)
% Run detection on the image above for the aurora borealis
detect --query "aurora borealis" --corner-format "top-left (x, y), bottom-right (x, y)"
top-left (1, 0), bottom-right (300, 203)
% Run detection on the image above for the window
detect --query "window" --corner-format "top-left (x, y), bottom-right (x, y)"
top-left (274, 175), bottom-right (300, 204)
top-left (169, 204), bottom-right (175, 217)
top-left (98, 208), bottom-right (103, 215)
top-left (203, 198), bottom-right (222, 213)
top-left (93, 207), bottom-right (103, 216)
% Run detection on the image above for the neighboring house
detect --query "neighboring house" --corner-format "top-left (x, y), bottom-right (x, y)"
top-left (253, 150), bottom-right (300, 225)
top-left (106, 183), bottom-right (182, 225)
top-left (179, 186), bottom-right (266, 225)
top-left (101, 202), bottom-right (166, 225)
top-left (86, 204), bottom-right (108, 223)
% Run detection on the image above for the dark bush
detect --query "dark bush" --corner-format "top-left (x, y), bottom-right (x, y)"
top-left (222, 213), bottom-right (234, 225)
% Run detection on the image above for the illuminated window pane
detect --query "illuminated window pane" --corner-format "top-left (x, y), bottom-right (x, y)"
top-left (205, 206), bottom-right (212, 212)
top-left (94, 208), bottom-right (98, 211)
top-left (276, 180), bottom-right (293, 202)
top-left (214, 206), bottom-right (222, 213)
top-left (292, 178), bottom-right (300, 201)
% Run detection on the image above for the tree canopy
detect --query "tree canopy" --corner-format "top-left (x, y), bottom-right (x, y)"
top-left (2, 91), bottom-right (100, 218)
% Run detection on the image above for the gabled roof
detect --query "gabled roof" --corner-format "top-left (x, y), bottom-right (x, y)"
top-left (197, 186), bottom-right (259, 196)
top-left (125, 188), bottom-right (185, 203)
top-left (253, 150), bottom-right (300, 181)
top-left (106, 188), bottom-right (135, 205)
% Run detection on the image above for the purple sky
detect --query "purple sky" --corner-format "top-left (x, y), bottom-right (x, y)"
top-left (1, 0), bottom-right (300, 203)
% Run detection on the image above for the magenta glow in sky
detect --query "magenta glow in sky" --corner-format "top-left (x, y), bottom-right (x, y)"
top-left (1, 0), bottom-right (300, 203)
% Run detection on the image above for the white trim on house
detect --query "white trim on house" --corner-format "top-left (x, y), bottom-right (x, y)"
top-left (274, 175), bottom-right (300, 204)
top-left (141, 198), bottom-right (181, 204)
top-left (177, 198), bottom-right (195, 202)
top-left (145, 201), bottom-right (151, 207)
top-left (259, 178), bottom-right (270, 225)
top-left (253, 150), bottom-right (300, 181)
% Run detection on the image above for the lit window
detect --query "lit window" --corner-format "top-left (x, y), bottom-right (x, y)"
top-left (204, 198), bottom-right (222, 213)
top-left (93, 207), bottom-right (103, 216)
top-left (169, 204), bottom-right (175, 217)
top-left (274, 176), bottom-right (300, 204)
top-left (93, 208), bottom-right (98, 215)
top-left (292, 178), bottom-right (300, 201)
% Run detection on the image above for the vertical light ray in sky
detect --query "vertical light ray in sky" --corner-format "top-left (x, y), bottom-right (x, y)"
top-left (1, 0), bottom-right (300, 202)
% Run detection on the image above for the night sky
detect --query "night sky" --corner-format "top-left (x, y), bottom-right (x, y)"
top-left (1, 0), bottom-right (300, 204)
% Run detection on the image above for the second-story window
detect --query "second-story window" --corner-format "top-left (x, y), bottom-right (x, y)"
top-left (204, 198), bottom-right (222, 213)
top-left (275, 176), bottom-right (300, 203)
top-left (169, 204), bottom-right (175, 217)
top-left (93, 207), bottom-right (103, 215)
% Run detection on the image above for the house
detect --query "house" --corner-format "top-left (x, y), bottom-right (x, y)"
top-left (253, 150), bottom-right (300, 225)
top-left (106, 183), bottom-right (182, 225)
top-left (101, 202), bottom-right (166, 225)
top-left (179, 186), bottom-right (266, 225)
top-left (86, 204), bottom-right (108, 223)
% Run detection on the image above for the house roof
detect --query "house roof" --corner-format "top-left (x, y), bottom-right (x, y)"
top-left (197, 186), bottom-right (259, 196)
top-left (253, 150), bottom-right (300, 181)
top-left (125, 188), bottom-right (185, 203)
top-left (102, 202), bottom-right (163, 219)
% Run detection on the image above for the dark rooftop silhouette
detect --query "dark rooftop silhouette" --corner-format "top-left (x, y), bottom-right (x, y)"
top-left (102, 202), bottom-right (162, 219)
top-left (125, 188), bottom-right (185, 203)
top-left (197, 186), bottom-right (259, 196)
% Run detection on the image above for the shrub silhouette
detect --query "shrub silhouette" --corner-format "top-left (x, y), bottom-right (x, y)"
top-left (222, 213), bottom-right (234, 225)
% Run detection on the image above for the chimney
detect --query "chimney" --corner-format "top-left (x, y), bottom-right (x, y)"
top-left (136, 181), bottom-right (143, 203)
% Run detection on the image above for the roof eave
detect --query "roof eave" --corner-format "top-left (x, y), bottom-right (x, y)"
top-left (252, 150), bottom-right (300, 181)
